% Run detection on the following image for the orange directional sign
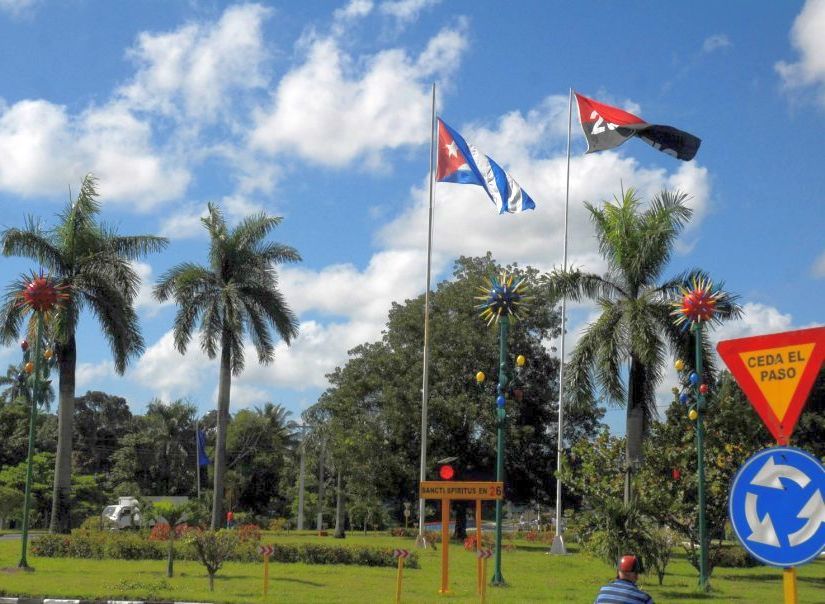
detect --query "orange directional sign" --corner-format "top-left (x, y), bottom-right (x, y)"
top-left (419, 481), bottom-right (503, 500)
top-left (717, 326), bottom-right (825, 444)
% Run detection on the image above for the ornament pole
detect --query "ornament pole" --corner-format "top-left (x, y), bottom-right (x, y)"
top-left (492, 315), bottom-right (508, 586)
top-left (695, 321), bottom-right (709, 591)
top-left (19, 312), bottom-right (44, 570)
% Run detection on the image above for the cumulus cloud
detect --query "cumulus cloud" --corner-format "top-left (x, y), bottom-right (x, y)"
top-left (380, 0), bottom-right (441, 23)
top-left (776, 0), bottom-right (825, 104)
top-left (119, 3), bottom-right (271, 122)
top-left (158, 195), bottom-right (266, 240)
top-left (250, 24), bottom-right (468, 166)
top-left (702, 34), bottom-right (732, 54)
top-left (76, 360), bottom-right (116, 390)
top-left (131, 330), bottom-right (217, 401)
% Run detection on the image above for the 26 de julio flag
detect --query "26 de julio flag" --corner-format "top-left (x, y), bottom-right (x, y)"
top-left (574, 92), bottom-right (701, 161)
top-left (436, 118), bottom-right (536, 214)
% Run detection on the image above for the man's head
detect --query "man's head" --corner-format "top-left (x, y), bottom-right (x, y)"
top-left (617, 554), bottom-right (642, 581)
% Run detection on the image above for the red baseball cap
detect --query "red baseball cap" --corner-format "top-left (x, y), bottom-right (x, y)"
top-left (618, 555), bottom-right (641, 573)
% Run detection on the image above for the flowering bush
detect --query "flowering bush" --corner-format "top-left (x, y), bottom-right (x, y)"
top-left (148, 522), bottom-right (192, 541)
top-left (237, 523), bottom-right (262, 542)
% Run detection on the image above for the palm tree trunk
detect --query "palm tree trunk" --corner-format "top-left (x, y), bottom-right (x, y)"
top-left (625, 356), bottom-right (645, 504)
top-left (50, 335), bottom-right (76, 534)
top-left (316, 438), bottom-right (326, 532)
top-left (211, 341), bottom-right (232, 530)
top-left (334, 468), bottom-right (345, 538)
top-left (297, 440), bottom-right (306, 530)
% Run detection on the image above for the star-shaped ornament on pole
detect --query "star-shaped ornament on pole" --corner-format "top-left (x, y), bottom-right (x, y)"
top-left (15, 271), bottom-right (68, 570)
top-left (670, 274), bottom-right (725, 592)
top-left (475, 271), bottom-right (529, 326)
top-left (474, 270), bottom-right (529, 585)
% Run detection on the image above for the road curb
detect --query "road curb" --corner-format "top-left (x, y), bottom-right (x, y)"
top-left (0, 599), bottom-right (212, 604)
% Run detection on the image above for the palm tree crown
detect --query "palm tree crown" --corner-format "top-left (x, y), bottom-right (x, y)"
top-left (0, 173), bottom-right (168, 532)
top-left (546, 188), bottom-right (740, 493)
top-left (154, 202), bottom-right (300, 529)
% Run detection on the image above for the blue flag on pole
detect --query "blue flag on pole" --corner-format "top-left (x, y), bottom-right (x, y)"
top-left (436, 117), bottom-right (536, 214)
top-left (197, 429), bottom-right (210, 466)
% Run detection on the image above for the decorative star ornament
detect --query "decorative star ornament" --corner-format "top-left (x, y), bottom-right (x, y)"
top-left (671, 275), bottom-right (724, 331)
top-left (16, 271), bottom-right (70, 314)
top-left (475, 271), bottom-right (530, 326)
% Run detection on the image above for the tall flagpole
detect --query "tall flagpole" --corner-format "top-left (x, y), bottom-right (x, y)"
top-left (551, 88), bottom-right (573, 555)
top-left (417, 82), bottom-right (437, 545)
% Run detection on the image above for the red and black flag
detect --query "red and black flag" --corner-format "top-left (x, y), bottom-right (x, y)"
top-left (574, 92), bottom-right (701, 161)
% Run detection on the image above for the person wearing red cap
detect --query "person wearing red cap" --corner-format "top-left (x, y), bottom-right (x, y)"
top-left (594, 555), bottom-right (653, 603)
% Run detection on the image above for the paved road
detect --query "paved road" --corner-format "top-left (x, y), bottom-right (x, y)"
top-left (0, 532), bottom-right (45, 540)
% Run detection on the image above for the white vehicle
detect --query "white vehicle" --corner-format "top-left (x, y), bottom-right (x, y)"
top-left (102, 496), bottom-right (189, 529)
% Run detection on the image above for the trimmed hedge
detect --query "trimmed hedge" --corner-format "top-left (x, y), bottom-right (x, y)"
top-left (30, 532), bottom-right (418, 568)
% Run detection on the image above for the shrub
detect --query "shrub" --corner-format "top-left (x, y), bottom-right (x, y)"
top-left (78, 515), bottom-right (105, 532)
top-left (187, 530), bottom-right (239, 592)
top-left (237, 523), bottom-right (262, 542)
top-left (268, 517), bottom-right (289, 532)
top-left (646, 527), bottom-right (678, 585)
top-left (714, 544), bottom-right (762, 568)
top-left (106, 533), bottom-right (165, 560)
top-left (388, 527), bottom-right (416, 538)
top-left (463, 534), bottom-right (491, 550)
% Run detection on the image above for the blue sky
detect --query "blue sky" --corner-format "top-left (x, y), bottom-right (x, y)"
top-left (0, 0), bottom-right (823, 434)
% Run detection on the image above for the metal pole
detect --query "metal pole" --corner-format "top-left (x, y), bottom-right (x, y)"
top-left (297, 428), bottom-right (306, 530)
top-left (695, 322), bottom-right (709, 591)
top-left (19, 312), bottom-right (44, 569)
top-left (492, 316), bottom-right (509, 585)
top-left (418, 82), bottom-right (437, 544)
top-left (551, 87), bottom-right (573, 556)
top-left (196, 420), bottom-right (201, 500)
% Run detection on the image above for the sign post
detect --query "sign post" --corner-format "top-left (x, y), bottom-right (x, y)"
top-left (476, 548), bottom-right (493, 603)
top-left (719, 326), bottom-right (825, 603)
top-left (419, 480), bottom-right (503, 595)
top-left (393, 548), bottom-right (410, 603)
top-left (258, 544), bottom-right (274, 597)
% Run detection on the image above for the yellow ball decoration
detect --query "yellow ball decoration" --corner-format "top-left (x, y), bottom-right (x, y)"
top-left (516, 355), bottom-right (526, 367)
top-left (24, 361), bottom-right (34, 374)
top-left (674, 359), bottom-right (685, 371)
top-left (689, 409), bottom-right (698, 421)
top-left (475, 371), bottom-right (486, 384)
top-left (44, 349), bottom-right (53, 360)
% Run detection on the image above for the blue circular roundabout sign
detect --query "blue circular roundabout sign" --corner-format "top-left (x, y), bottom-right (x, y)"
top-left (728, 446), bottom-right (825, 568)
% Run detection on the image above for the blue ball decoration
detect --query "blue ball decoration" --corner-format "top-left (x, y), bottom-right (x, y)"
top-left (496, 395), bottom-right (506, 408)
top-left (689, 372), bottom-right (700, 385)
top-left (679, 393), bottom-right (689, 404)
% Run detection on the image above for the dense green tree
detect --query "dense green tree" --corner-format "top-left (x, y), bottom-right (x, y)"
top-left (154, 203), bottom-right (300, 529)
top-left (225, 403), bottom-right (297, 515)
top-left (73, 391), bottom-right (132, 475)
top-left (544, 188), bottom-right (740, 500)
top-left (0, 174), bottom-right (167, 533)
top-left (304, 254), bottom-right (601, 535)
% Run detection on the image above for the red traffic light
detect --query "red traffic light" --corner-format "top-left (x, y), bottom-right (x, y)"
top-left (439, 464), bottom-right (455, 480)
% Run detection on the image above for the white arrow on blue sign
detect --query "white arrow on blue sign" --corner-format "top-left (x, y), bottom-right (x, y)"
top-left (729, 446), bottom-right (825, 567)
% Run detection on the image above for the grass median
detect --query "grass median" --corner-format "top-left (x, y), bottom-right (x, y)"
top-left (0, 532), bottom-right (823, 602)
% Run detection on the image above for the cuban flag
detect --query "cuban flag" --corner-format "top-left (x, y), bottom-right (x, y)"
top-left (436, 118), bottom-right (536, 214)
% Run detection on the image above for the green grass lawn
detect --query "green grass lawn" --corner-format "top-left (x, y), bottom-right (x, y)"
top-left (0, 532), bottom-right (822, 603)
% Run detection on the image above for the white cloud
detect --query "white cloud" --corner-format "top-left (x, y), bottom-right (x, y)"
top-left (776, 0), bottom-right (825, 104)
top-left (380, 0), bottom-right (441, 23)
top-left (76, 360), bottom-right (115, 390)
top-left (249, 25), bottom-right (468, 166)
top-left (334, 0), bottom-right (374, 21)
top-left (132, 261), bottom-right (170, 317)
top-left (702, 34), bottom-right (732, 54)
top-left (131, 330), bottom-right (217, 401)
top-left (119, 3), bottom-right (271, 122)
top-left (811, 250), bottom-right (825, 278)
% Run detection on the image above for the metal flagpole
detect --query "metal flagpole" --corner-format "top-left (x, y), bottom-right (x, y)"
top-left (550, 88), bottom-right (573, 555)
top-left (417, 82), bottom-right (437, 546)
top-left (196, 419), bottom-right (201, 500)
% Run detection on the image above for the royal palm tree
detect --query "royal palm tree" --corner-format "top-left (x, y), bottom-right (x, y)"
top-left (0, 174), bottom-right (168, 532)
top-left (154, 203), bottom-right (300, 529)
top-left (546, 188), bottom-right (740, 501)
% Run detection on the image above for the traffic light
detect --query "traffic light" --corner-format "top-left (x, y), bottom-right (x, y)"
top-left (436, 456), bottom-right (459, 480)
